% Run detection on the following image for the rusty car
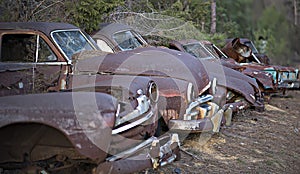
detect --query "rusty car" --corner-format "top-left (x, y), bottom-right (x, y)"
top-left (169, 39), bottom-right (276, 95)
top-left (166, 39), bottom-right (266, 111)
top-left (223, 38), bottom-right (300, 91)
top-left (91, 23), bottom-right (263, 132)
top-left (0, 22), bottom-right (180, 174)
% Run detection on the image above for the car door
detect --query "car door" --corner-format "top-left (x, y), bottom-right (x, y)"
top-left (0, 31), bottom-right (69, 96)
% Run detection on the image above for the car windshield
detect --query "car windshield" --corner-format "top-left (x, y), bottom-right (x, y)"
top-left (51, 30), bottom-right (95, 60)
top-left (112, 30), bottom-right (144, 51)
top-left (183, 43), bottom-right (215, 59)
top-left (203, 44), bottom-right (221, 58)
top-left (244, 41), bottom-right (259, 54)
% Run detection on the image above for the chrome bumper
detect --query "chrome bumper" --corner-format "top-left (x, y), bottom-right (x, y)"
top-left (96, 133), bottom-right (180, 174)
top-left (112, 110), bottom-right (154, 135)
top-left (169, 95), bottom-right (225, 133)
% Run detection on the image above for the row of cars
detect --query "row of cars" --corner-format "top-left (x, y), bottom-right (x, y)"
top-left (0, 22), bottom-right (299, 174)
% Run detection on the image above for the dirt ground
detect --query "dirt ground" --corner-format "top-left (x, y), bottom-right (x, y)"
top-left (146, 90), bottom-right (300, 174)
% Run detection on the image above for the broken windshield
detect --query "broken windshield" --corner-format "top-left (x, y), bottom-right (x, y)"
top-left (51, 30), bottom-right (95, 60)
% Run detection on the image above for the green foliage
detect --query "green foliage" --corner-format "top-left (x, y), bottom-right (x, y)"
top-left (254, 6), bottom-right (291, 65)
top-left (69, 0), bottom-right (124, 33)
top-left (188, 0), bottom-right (210, 31)
top-left (162, 0), bottom-right (190, 20)
top-left (216, 0), bottom-right (253, 38)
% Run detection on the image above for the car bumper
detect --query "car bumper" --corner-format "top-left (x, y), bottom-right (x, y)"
top-left (109, 105), bottom-right (158, 155)
top-left (168, 107), bottom-right (224, 133)
top-left (96, 133), bottom-right (180, 174)
top-left (169, 95), bottom-right (225, 133)
top-left (278, 80), bottom-right (300, 89)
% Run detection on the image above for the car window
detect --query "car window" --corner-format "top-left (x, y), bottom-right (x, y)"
top-left (96, 39), bottom-right (114, 53)
top-left (1, 34), bottom-right (58, 63)
top-left (38, 37), bottom-right (58, 62)
top-left (112, 30), bottom-right (143, 51)
top-left (1, 34), bottom-right (36, 62)
top-left (204, 44), bottom-right (220, 58)
top-left (52, 30), bottom-right (94, 60)
top-left (183, 43), bottom-right (214, 59)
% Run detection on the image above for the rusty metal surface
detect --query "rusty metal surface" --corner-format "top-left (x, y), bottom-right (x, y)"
top-left (226, 38), bottom-right (270, 64)
top-left (0, 22), bottom-right (78, 38)
top-left (0, 22), bottom-right (182, 173)
top-left (197, 40), bottom-right (276, 91)
top-left (167, 40), bottom-right (262, 106)
top-left (222, 38), bottom-right (300, 90)
top-left (73, 48), bottom-right (210, 96)
top-left (0, 92), bottom-right (117, 162)
top-left (242, 67), bottom-right (274, 89)
top-left (200, 59), bottom-right (258, 105)
top-left (91, 25), bottom-right (228, 133)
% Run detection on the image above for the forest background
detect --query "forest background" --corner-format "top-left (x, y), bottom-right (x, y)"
top-left (0, 0), bottom-right (299, 66)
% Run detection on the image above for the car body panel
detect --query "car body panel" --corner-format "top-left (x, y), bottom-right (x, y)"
top-left (223, 38), bottom-right (300, 90)
top-left (0, 22), bottom-right (180, 173)
top-left (0, 92), bottom-right (117, 163)
top-left (168, 39), bottom-right (264, 111)
top-left (92, 23), bottom-right (228, 133)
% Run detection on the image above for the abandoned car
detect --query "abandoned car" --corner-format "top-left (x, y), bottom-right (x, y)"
top-left (223, 38), bottom-right (300, 91)
top-left (166, 39), bottom-right (265, 112)
top-left (0, 22), bottom-right (180, 173)
top-left (92, 23), bottom-right (231, 133)
top-left (93, 23), bottom-right (265, 114)
top-left (169, 39), bottom-right (275, 95)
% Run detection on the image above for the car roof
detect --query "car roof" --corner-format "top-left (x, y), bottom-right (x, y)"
top-left (0, 22), bottom-right (79, 37)
top-left (92, 23), bottom-right (134, 39)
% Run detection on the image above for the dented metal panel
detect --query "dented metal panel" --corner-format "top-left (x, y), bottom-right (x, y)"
top-left (222, 38), bottom-right (300, 90)
top-left (0, 22), bottom-right (180, 173)
top-left (168, 40), bottom-right (264, 110)
top-left (0, 92), bottom-right (117, 162)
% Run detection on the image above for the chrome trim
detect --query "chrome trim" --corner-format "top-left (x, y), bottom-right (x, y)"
top-left (107, 133), bottom-right (179, 164)
top-left (213, 44), bottom-right (228, 58)
top-left (112, 110), bottom-right (153, 134)
top-left (184, 94), bottom-right (214, 119)
top-left (107, 136), bottom-right (158, 161)
top-left (35, 35), bottom-right (40, 63)
top-left (114, 94), bottom-right (150, 126)
top-left (34, 62), bottom-right (69, 65)
top-left (186, 82), bottom-right (194, 103)
top-left (148, 82), bottom-right (159, 103)
top-left (251, 52), bottom-right (262, 64)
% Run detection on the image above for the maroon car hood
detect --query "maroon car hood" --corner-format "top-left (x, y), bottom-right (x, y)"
top-left (73, 47), bottom-right (210, 95)
top-left (200, 59), bottom-right (258, 104)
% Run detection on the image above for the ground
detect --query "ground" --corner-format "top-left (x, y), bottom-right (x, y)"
top-left (145, 90), bottom-right (300, 174)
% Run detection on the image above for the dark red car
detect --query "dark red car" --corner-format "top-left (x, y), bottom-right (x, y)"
top-left (223, 38), bottom-right (300, 92)
top-left (172, 39), bottom-right (276, 94)
top-left (92, 23), bottom-right (231, 133)
top-left (92, 24), bottom-right (264, 133)
top-left (0, 22), bottom-right (179, 173)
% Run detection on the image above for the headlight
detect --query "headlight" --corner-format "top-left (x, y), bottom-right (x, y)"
top-left (148, 82), bottom-right (159, 103)
top-left (187, 82), bottom-right (195, 103)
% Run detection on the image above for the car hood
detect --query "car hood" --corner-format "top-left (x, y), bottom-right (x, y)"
top-left (73, 47), bottom-right (210, 95)
top-left (200, 59), bottom-right (259, 104)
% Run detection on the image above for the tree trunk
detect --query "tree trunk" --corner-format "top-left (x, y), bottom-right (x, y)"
top-left (294, 0), bottom-right (298, 25)
top-left (210, 0), bottom-right (216, 34)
